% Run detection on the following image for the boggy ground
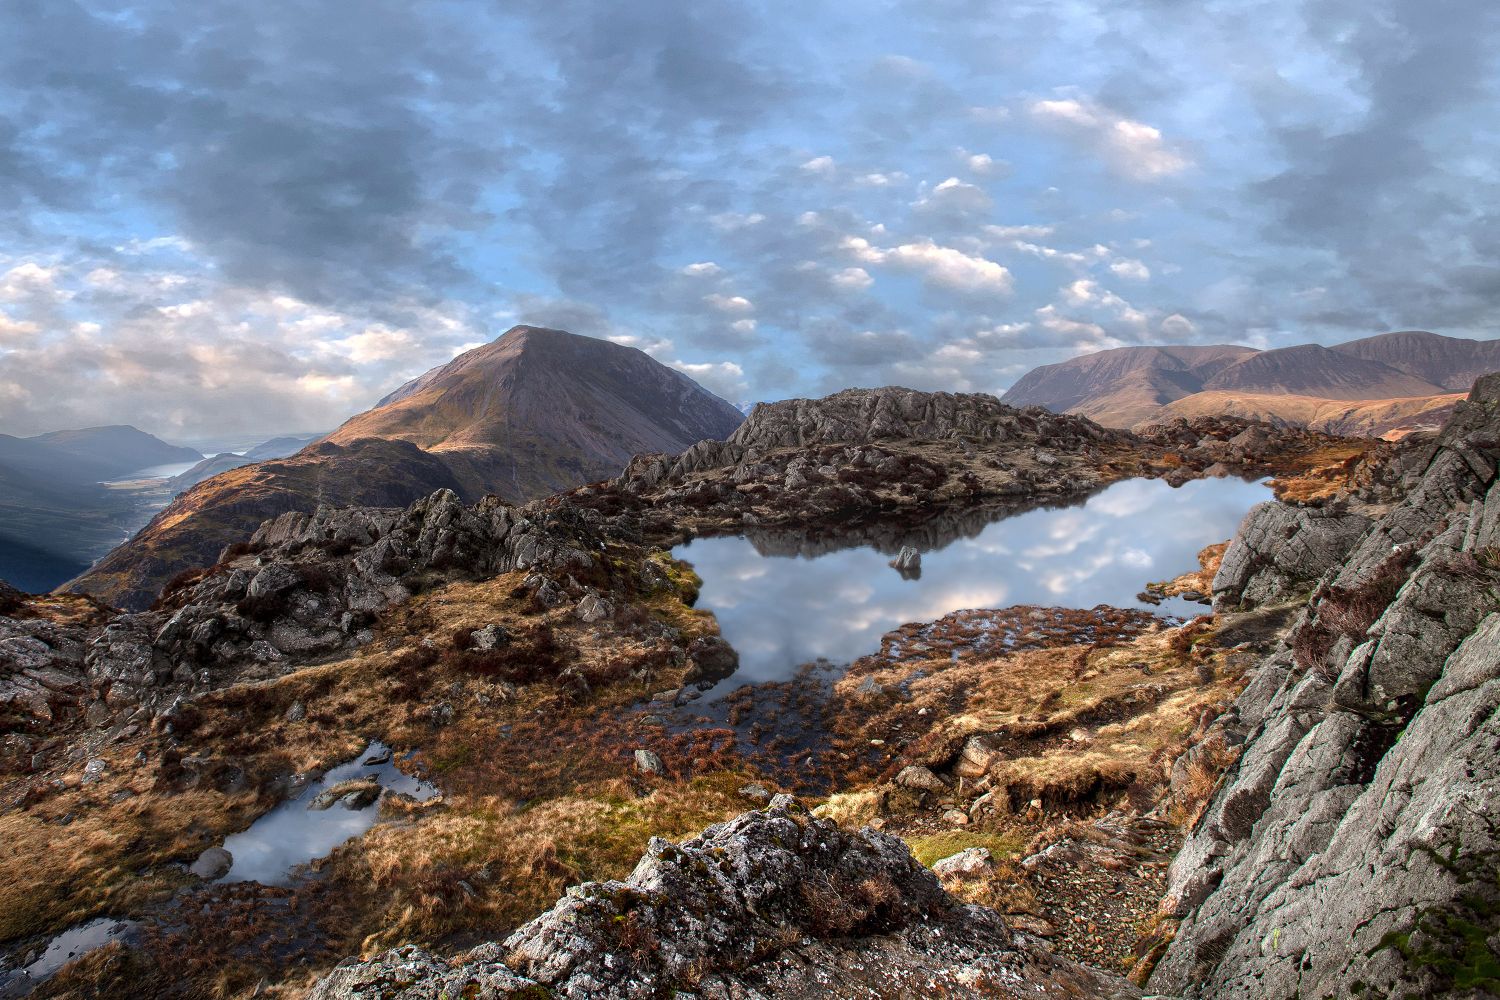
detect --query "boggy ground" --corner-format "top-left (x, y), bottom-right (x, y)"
top-left (0, 410), bottom-right (1378, 999)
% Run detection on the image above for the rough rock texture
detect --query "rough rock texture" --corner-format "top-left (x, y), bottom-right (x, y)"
top-left (310, 799), bottom-right (1139, 1000)
top-left (584, 389), bottom-right (1354, 554)
top-left (23, 489), bottom-right (641, 725)
top-left (625, 386), bottom-right (1126, 483)
top-left (1211, 502), bottom-right (1371, 611)
top-left (1151, 374), bottom-right (1500, 1000)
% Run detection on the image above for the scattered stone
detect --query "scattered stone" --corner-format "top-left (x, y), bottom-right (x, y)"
top-left (470, 624), bottom-right (511, 650)
top-left (189, 846), bottom-right (233, 880)
top-left (633, 748), bottom-right (666, 776)
top-left (574, 593), bottom-right (613, 623)
top-left (737, 782), bottom-right (773, 805)
top-left (894, 764), bottom-right (948, 792)
top-left (284, 700), bottom-right (306, 722)
top-left (932, 847), bottom-right (994, 880)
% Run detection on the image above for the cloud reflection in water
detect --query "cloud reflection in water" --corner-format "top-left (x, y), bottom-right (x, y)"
top-left (674, 476), bottom-right (1269, 687)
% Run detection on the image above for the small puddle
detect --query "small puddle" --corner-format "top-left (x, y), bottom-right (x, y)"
top-left (0, 918), bottom-right (138, 998)
top-left (218, 741), bottom-right (437, 886)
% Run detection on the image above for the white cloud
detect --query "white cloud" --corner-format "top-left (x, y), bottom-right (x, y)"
top-left (966, 153), bottom-right (1003, 176)
top-left (983, 223), bottom-right (1056, 241)
top-left (670, 359), bottom-right (748, 402)
top-left (912, 176), bottom-right (993, 218)
top-left (680, 261), bottom-right (722, 277)
top-left (831, 267), bottom-right (874, 291)
top-left (854, 171), bottom-right (908, 187)
top-left (842, 236), bottom-right (1013, 294)
top-left (709, 212), bottom-right (766, 231)
top-left (332, 326), bottom-right (418, 363)
top-left (1109, 258), bottom-right (1152, 281)
top-left (1029, 96), bottom-right (1190, 181)
top-left (0, 262), bottom-right (69, 303)
top-left (114, 235), bottom-right (193, 256)
top-left (1034, 305), bottom-right (1118, 348)
top-left (801, 155), bottom-right (836, 175)
top-left (0, 309), bottom-right (40, 347)
top-left (1160, 313), bottom-right (1196, 338)
top-left (704, 293), bottom-right (754, 313)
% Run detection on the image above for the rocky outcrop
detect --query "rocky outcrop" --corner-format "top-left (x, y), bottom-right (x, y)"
top-left (310, 798), bottom-right (1139, 1000)
top-left (637, 387), bottom-right (1127, 481)
top-left (592, 389), bottom-right (1357, 553)
top-left (0, 611), bottom-right (92, 729)
top-left (22, 489), bottom-right (657, 725)
top-left (1210, 502), bottom-right (1370, 611)
top-left (1150, 374), bottom-right (1500, 1000)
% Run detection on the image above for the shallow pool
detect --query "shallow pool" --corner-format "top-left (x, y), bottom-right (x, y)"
top-left (218, 741), bottom-right (437, 886)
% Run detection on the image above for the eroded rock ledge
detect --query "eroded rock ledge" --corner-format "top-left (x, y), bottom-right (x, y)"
top-left (309, 797), bottom-right (1139, 1000)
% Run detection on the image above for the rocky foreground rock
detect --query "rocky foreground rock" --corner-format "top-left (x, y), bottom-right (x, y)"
top-left (1150, 374), bottom-right (1500, 999)
top-left (309, 797), bottom-right (1138, 1000)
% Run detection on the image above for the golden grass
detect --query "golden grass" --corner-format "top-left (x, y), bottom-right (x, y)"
top-left (336, 773), bottom-right (753, 953)
top-left (903, 830), bottom-right (1027, 868)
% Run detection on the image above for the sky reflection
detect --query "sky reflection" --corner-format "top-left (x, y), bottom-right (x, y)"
top-left (674, 476), bottom-right (1268, 686)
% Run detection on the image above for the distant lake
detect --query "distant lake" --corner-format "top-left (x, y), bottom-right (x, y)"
top-left (103, 460), bottom-right (202, 483)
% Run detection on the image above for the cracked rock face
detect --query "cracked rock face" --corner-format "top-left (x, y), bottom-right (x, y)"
top-left (309, 799), bottom-right (1140, 1000)
top-left (1210, 502), bottom-right (1370, 611)
top-left (1151, 375), bottom-right (1500, 1000)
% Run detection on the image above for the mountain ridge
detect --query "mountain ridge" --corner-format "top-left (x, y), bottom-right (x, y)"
top-left (1002, 330), bottom-right (1498, 433)
top-left (63, 326), bottom-right (745, 610)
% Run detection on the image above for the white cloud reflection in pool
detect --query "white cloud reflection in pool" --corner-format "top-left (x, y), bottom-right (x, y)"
top-left (674, 476), bottom-right (1269, 687)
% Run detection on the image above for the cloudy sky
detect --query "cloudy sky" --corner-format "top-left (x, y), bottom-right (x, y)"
top-left (0, 0), bottom-right (1496, 445)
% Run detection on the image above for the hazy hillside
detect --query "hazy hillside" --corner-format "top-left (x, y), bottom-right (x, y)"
top-left (0, 426), bottom-right (202, 592)
top-left (26, 425), bottom-right (201, 478)
top-left (1140, 390), bottom-right (1465, 439)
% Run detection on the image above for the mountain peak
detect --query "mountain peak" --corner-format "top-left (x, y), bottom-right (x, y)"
top-left (67, 327), bottom-right (743, 609)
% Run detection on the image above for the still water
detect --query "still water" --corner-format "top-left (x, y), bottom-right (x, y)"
top-left (0, 919), bottom-right (137, 998)
top-left (218, 741), bottom-right (437, 886)
top-left (674, 476), bottom-right (1269, 688)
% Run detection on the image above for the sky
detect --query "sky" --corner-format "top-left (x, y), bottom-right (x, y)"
top-left (0, 0), bottom-right (1497, 445)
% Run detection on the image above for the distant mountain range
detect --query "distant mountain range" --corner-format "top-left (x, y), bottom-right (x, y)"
top-left (1001, 330), bottom-right (1500, 436)
top-left (65, 326), bottom-right (745, 609)
top-left (0, 426), bottom-right (203, 591)
top-left (169, 434), bottom-right (325, 492)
